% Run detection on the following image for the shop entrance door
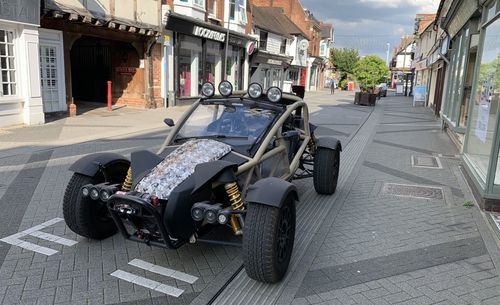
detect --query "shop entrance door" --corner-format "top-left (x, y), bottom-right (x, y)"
top-left (433, 66), bottom-right (445, 116)
top-left (300, 68), bottom-right (307, 86)
top-left (70, 37), bottom-right (111, 103)
top-left (39, 29), bottom-right (66, 113)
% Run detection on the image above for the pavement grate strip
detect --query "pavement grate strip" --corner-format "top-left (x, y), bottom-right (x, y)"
top-left (381, 183), bottom-right (444, 200)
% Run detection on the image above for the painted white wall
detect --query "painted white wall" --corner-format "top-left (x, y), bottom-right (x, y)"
top-left (266, 32), bottom-right (282, 54)
top-left (396, 54), bottom-right (412, 69)
top-left (56, 0), bottom-right (161, 26)
top-left (174, 0), bottom-right (206, 20)
top-left (20, 26), bottom-right (44, 125)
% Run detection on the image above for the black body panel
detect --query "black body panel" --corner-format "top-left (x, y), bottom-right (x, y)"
top-left (69, 152), bottom-right (130, 177)
top-left (316, 136), bottom-right (342, 151)
top-left (192, 160), bottom-right (238, 194)
top-left (246, 177), bottom-right (298, 208)
top-left (164, 176), bottom-right (211, 240)
top-left (130, 150), bottom-right (163, 187)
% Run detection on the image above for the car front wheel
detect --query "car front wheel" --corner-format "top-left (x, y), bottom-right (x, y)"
top-left (313, 148), bottom-right (340, 194)
top-left (243, 194), bottom-right (296, 283)
top-left (63, 173), bottom-right (118, 239)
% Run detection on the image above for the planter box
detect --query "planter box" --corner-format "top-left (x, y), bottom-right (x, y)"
top-left (356, 92), bottom-right (377, 106)
top-left (354, 92), bottom-right (361, 104)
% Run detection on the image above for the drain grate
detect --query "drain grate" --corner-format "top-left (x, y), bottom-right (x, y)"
top-left (411, 155), bottom-right (442, 169)
top-left (381, 183), bottom-right (444, 200)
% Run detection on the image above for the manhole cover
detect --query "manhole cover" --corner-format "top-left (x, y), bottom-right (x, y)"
top-left (412, 155), bottom-right (442, 169)
top-left (381, 183), bottom-right (444, 200)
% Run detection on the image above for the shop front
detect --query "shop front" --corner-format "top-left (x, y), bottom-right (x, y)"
top-left (249, 51), bottom-right (292, 90)
top-left (165, 13), bottom-right (254, 102)
top-left (0, 0), bottom-right (44, 127)
top-left (462, 0), bottom-right (500, 211)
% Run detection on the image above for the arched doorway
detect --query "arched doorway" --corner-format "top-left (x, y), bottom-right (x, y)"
top-left (70, 37), bottom-right (112, 103)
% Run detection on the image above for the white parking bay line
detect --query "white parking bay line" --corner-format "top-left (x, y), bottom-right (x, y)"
top-left (28, 231), bottom-right (78, 246)
top-left (110, 270), bottom-right (184, 297)
top-left (128, 259), bottom-right (198, 284)
top-left (0, 218), bottom-right (77, 256)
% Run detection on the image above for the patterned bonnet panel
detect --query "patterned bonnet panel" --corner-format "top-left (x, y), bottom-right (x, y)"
top-left (134, 139), bottom-right (231, 199)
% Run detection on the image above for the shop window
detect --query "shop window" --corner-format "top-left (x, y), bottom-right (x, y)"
top-left (205, 41), bottom-right (223, 85)
top-left (193, 0), bottom-right (204, 8)
top-left (0, 30), bottom-right (16, 96)
top-left (179, 35), bottom-right (202, 97)
top-left (226, 45), bottom-right (243, 89)
top-left (464, 16), bottom-right (500, 184)
top-left (259, 31), bottom-right (268, 51)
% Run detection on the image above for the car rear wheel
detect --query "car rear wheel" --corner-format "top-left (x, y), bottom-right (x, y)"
top-left (63, 173), bottom-right (117, 239)
top-left (243, 195), bottom-right (296, 283)
top-left (313, 148), bottom-right (340, 194)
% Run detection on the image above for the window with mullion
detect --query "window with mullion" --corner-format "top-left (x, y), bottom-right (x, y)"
top-left (0, 29), bottom-right (16, 97)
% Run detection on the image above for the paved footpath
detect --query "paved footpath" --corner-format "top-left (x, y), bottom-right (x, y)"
top-left (0, 91), bottom-right (500, 305)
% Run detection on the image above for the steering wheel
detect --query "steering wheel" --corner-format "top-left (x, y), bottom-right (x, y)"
top-left (218, 113), bottom-right (248, 136)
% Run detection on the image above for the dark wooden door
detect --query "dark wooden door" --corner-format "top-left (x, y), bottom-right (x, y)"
top-left (433, 66), bottom-right (445, 116)
top-left (71, 38), bottom-right (111, 102)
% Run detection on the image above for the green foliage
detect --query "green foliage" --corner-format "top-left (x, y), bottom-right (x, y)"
top-left (339, 79), bottom-right (348, 90)
top-left (352, 55), bottom-right (389, 90)
top-left (463, 200), bottom-right (474, 208)
top-left (330, 48), bottom-right (359, 80)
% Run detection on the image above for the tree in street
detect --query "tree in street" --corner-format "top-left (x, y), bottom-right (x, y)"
top-left (352, 55), bottom-right (389, 92)
top-left (330, 48), bottom-right (360, 82)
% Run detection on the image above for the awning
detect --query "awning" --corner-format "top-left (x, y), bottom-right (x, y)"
top-left (250, 50), bottom-right (293, 68)
top-left (43, 0), bottom-right (160, 36)
top-left (410, 59), bottom-right (427, 71)
top-left (165, 12), bottom-right (257, 47)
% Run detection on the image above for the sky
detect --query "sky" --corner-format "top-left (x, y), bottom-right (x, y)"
top-left (300, 0), bottom-right (440, 59)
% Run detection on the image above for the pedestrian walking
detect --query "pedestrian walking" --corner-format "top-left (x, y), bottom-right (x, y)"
top-left (330, 78), bottom-right (335, 95)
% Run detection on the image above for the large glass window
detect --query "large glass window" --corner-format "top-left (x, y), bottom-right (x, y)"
top-left (205, 41), bottom-right (222, 85)
top-left (465, 16), bottom-right (500, 184)
top-left (179, 35), bottom-right (202, 97)
top-left (0, 30), bottom-right (16, 96)
top-left (226, 45), bottom-right (243, 90)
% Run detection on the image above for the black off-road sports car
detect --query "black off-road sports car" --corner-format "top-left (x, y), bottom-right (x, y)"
top-left (63, 82), bottom-right (341, 283)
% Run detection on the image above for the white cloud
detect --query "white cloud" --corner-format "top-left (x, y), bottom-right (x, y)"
top-left (359, 0), bottom-right (439, 12)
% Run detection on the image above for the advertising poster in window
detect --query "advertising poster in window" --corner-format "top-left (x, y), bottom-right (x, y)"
top-left (474, 80), bottom-right (493, 144)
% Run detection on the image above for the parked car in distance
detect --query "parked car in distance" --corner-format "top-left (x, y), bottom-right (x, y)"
top-left (376, 83), bottom-right (388, 97)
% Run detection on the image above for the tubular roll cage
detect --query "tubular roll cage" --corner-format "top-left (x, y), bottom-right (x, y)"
top-left (158, 94), bottom-right (311, 195)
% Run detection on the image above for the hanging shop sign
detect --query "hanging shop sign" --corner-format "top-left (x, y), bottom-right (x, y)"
top-left (193, 26), bottom-right (225, 42)
top-left (246, 41), bottom-right (256, 55)
top-left (0, 0), bottom-right (40, 26)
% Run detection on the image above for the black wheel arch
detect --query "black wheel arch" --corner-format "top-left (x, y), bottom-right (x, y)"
top-left (245, 177), bottom-right (298, 208)
top-left (316, 136), bottom-right (342, 152)
top-left (68, 152), bottom-right (130, 181)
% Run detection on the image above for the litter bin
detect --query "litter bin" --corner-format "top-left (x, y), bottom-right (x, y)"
top-left (292, 85), bottom-right (305, 99)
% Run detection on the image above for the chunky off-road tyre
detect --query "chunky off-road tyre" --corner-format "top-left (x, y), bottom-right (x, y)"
top-left (243, 195), bottom-right (296, 283)
top-left (63, 173), bottom-right (117, 239)
top-left (313, 148), bottom-right (340, 194)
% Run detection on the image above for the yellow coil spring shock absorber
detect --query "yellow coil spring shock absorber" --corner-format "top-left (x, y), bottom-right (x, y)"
top-left (224, 182), bottom-right (244, 235)
top-left (122, 167), bottom-right (133, 192)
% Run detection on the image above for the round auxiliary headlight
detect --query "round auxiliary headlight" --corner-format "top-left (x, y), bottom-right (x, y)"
top-left (248, 83), bottom-right (263, 99)
top-left (267, 87), bottom-right (282, 103)
top-left (99, 189), bottom-right (111, 202)
top-left (201, 82), bottom-right (215, 98)
top-left (217, 213), bottom-right (229, 225)
top-left (218, 81), bottom-right (233, 97)
top-left (89, 187), bottom-right (99, 200)
top-left (81, 187), bottom-right (89, 197)
top-left (191, 207), bottom-right (204, 221)
top-left (205, 210), bottom-right (217, 224)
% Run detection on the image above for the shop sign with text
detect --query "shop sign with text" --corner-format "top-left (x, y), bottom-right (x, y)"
top-left (0, 0), bottom-right (39, 26)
